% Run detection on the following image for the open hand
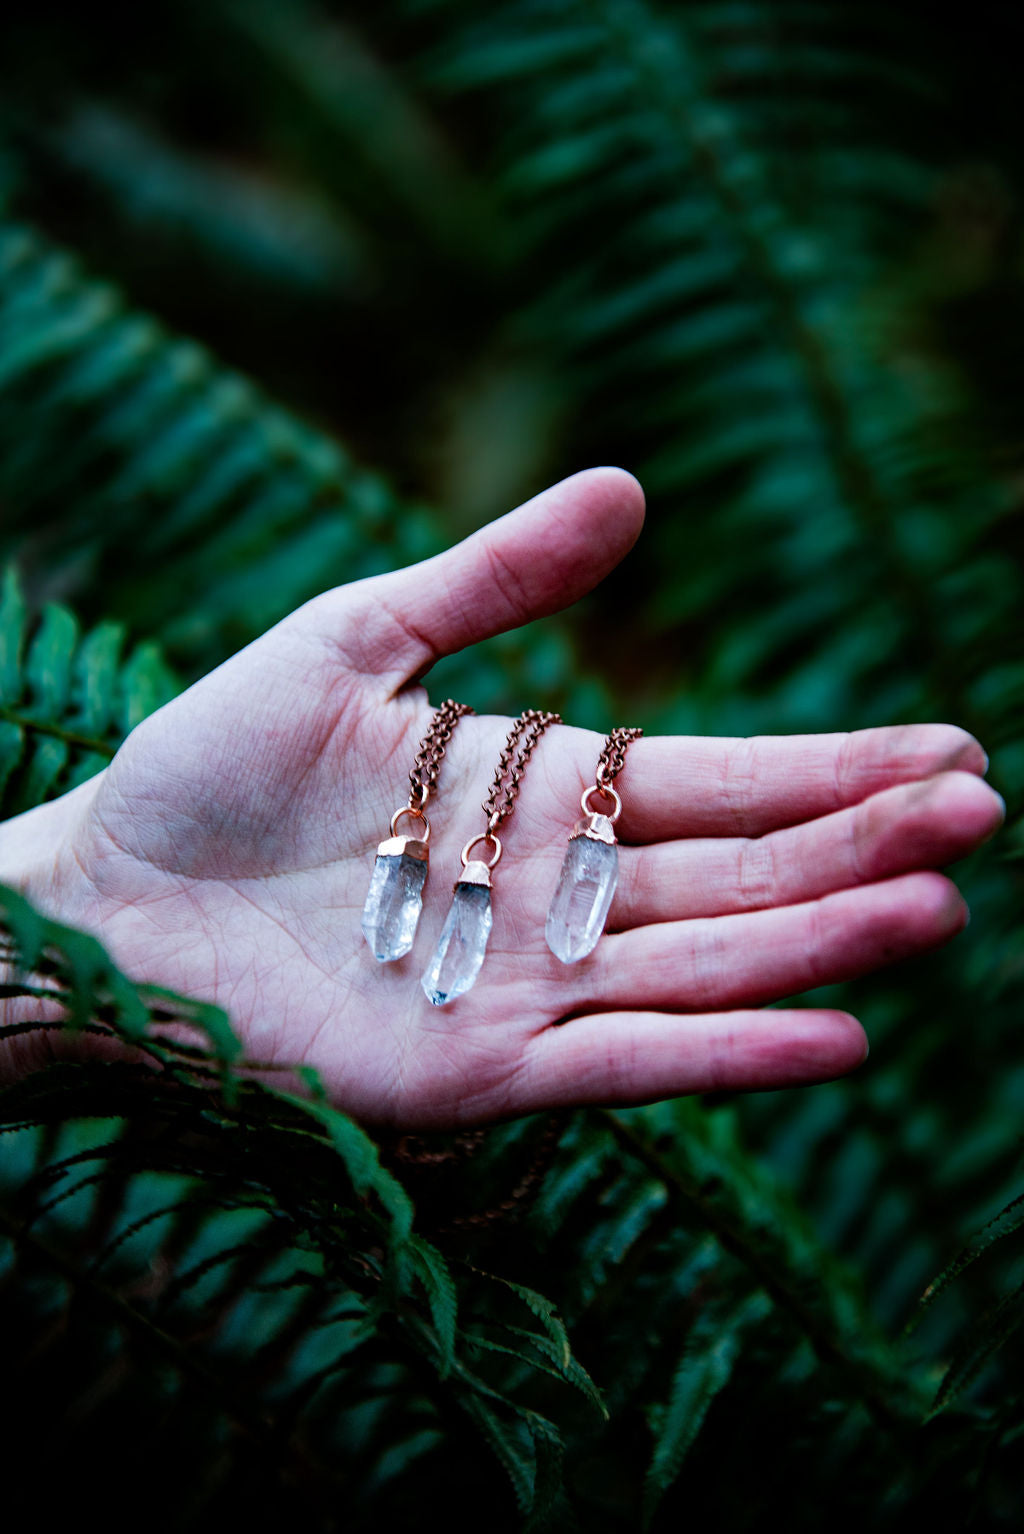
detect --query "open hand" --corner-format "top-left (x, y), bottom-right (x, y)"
top-left (0, 470), bottom-right (1003, 1126)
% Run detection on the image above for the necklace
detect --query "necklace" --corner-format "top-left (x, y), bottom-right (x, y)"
top-left (361, 699), bottom-right (473, 963)
top-left (421, 708), bottom-right (561, 1006)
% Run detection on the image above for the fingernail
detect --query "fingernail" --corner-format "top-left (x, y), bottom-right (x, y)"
top-left (949, 734), bottom-right (988, 773)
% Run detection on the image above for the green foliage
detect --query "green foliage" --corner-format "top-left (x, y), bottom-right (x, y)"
top-left (0, 0), bottom-right (1023, 1527)
top-left (642, 1291), bottom-right (771, 1529)
top-left (0, 883), bottom-right (604, 1528)
top-left (398, 0), bottom-right (1020, 740)
top-left (0, 216), bottom-right (437, 674)
top-left (0, 565), bottom-right (178, 817)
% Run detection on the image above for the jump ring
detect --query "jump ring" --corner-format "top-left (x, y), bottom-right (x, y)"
top-left (390, 805), bottom-right (431, 842)
top-left (580, 783), bottom-right (622, 822)
top-left (461, 831), bottom-right (503, 870)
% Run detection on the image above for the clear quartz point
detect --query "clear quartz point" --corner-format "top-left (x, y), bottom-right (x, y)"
top-left (361, 848), bottom-right (428, 962)
top-left (421, 871), bottom-right (493, 1007)
top-left (545, 821), bottom-right (619, 964)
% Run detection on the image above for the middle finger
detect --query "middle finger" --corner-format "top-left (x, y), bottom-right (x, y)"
top-left (609, 771), bottom-right (1002, 928)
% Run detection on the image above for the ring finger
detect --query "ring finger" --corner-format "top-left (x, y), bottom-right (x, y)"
top-left (566, 871), bottom-right (967, 1015)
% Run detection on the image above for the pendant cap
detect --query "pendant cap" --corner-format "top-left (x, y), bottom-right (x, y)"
top-left (572, 812), bottom-right (616, 845)
top-left (374, 834), bottom-right (428, 861)
top-left (457, 858), bottom-right (493, 889)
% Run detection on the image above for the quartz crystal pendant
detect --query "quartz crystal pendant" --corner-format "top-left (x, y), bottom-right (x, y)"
top-left (361, 834), bottom-right (428, 962)
top-left (421, 861), bottom-right (493, 1006)
top-left (545, 813), bottom-right (619, 964)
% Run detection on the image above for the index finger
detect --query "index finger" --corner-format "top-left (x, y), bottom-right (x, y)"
top-left (609, 725), bottom-right (988, 842)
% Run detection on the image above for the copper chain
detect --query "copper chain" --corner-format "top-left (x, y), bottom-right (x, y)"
top-left (408, 699), bottom-right (474, 808)
top-left (409, 707), bottom-right (632, 820)
top-left (596, 725), bottom-right (643, 788)
top-left (484, 708), bottom-right (562, 831)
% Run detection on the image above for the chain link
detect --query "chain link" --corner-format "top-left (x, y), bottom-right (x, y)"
top-left (595, 725), bottom-right (643, 788)
top-left (407, 708), bottom-right (632, 823)
top-left (408, 699), bottom-right (474, 808)
top-left (483, 708), bottom-right (562, 831)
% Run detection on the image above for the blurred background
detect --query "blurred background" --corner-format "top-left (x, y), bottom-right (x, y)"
top-left (1, 1), bottom-right (1024, 1526)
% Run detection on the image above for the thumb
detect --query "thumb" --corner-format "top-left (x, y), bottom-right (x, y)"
top-left (317, 467), bottom-right (645, 686)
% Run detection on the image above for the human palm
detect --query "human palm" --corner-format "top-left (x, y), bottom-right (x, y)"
top-left (2, 470), bottom-right (1002, 1126)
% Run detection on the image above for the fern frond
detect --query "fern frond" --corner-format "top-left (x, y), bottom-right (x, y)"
top-left (0, 217), bottom-right (438, 671)
top-left (929, 1280), bottom-right (1024, 1419)
top-left (602, 1103), bottom-right (927, 1423)
top-left (0, 881), bottom-right (602, 1520)
top-left (403, 0), bottom-right (1008, 736)
top-left (497, 1325), bottom-right (607, 1418)
top-left (35, 99), bottom-right (367, 298)
top-left (474, 1269), bottom-right (573, 1372)
top-left (912, 1188), bottom-right (1024, 1328)
top-left (643, 1293), bottom-right (772, 1529)
top-left (0, 566), bottom-right (177, 818)
top-left (458, 1391), bottom-right (536, 1513)
top-left (407, 1233), bottom-right (459, 1374)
